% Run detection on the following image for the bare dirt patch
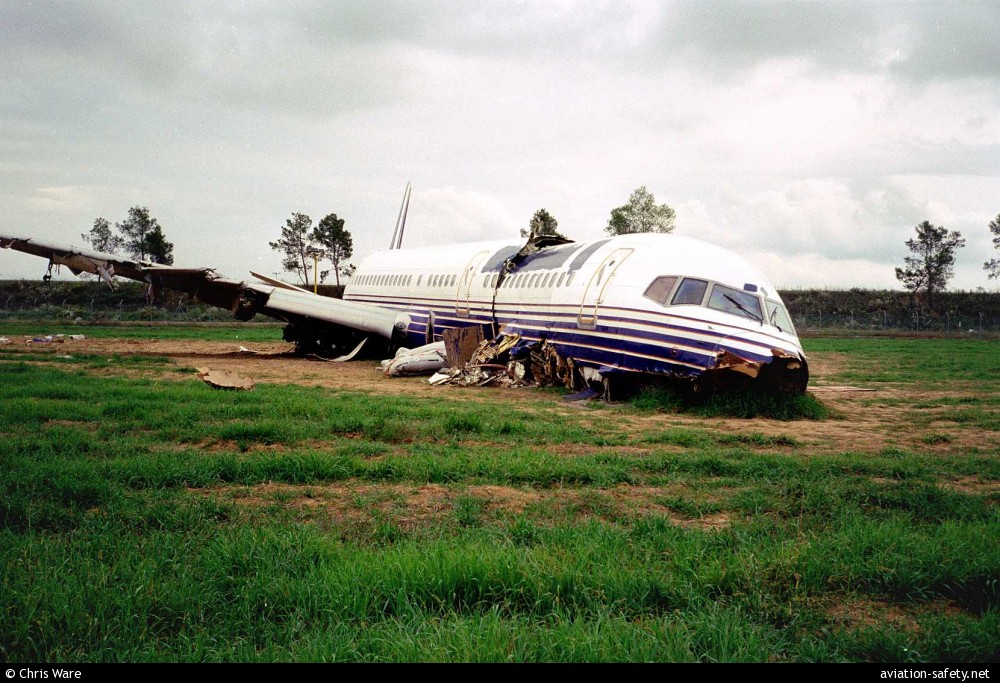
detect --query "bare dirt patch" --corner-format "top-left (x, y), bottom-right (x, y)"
top-left (940, 476), bottom-right (999, 498)
top-left (826, 599), bottom-right (920, 633)
top-left (826, 598), bottom-right (969, 633)
top-left (44, 419), bottom-right (97, 431)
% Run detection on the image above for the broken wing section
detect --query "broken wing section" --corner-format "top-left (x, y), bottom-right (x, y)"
top-left (0, 234), bottom-right (409, 353)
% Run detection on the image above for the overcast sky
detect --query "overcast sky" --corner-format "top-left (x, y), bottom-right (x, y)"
top-left (1, 0), bottom-right (998, 290)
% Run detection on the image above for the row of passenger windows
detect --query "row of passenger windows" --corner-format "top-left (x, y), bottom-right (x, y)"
top-left (355, 273), bottom-right (455, 288)
top-left (644, 275), bottom-right (795, 333)
top-left (354, 271), bottom-right (577, 291)
top-left (483, 271), bottom-right (575, 290)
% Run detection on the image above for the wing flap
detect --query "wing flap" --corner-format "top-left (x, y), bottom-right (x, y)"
top-left (258, 287), bottom-right (409, 338)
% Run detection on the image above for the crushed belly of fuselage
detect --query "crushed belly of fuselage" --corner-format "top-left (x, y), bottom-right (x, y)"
top-left (419, 330), bottom-right (809, 399)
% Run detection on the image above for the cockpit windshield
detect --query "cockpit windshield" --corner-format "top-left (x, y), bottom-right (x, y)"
top-left (766, 300), bottom-right (796, 334)
top-left (707, 284), bottom-right (763, 322)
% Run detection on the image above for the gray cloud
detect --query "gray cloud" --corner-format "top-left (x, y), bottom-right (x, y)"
top-left (0, 1), bottom-right (997, 291)
top-left (630, 1), bottom-right (1000, 83)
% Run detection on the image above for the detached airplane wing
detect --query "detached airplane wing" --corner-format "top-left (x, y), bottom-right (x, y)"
top-left (0, 234), bottom-right (408, 355)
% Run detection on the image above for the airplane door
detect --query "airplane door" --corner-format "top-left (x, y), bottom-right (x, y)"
top-left (577, 248), bottom-right (633, 329)
top-left (456, 250), bottom-right (490, 318)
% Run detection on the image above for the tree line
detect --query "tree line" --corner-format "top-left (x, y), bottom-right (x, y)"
top-left (80, 194), bottom-right (1000, 311)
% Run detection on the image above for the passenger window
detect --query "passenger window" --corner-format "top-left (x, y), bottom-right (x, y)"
top-left (672, 278), bottom-right (708, 305)
top-left (557, 273), bottom-right (566, 287)
top-left (643, 276), bottom-right (678, 306)
top-left (566, 272), bottom-right (575, 286)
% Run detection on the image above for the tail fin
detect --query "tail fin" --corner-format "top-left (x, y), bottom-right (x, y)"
top-left (388, 181), bottom-right (412, 250)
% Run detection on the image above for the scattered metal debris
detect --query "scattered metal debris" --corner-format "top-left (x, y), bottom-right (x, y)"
top-left (308, 338), bottom-right (368, 363)
top-left (195, 367), bottom-right (256, 391)
top-left (427, 333), bottom-right (583, 392)
top-left (26, 333), bottom-right (86, 344)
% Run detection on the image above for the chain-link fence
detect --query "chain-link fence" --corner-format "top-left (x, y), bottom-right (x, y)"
top-left (792, 310), bottom-right (1000, 334)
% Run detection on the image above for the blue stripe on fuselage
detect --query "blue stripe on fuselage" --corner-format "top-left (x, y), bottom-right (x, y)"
top-left (383, 298), bottom-right (773, 376)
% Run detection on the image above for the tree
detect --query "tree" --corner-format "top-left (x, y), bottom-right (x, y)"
top-left (81, 217), bottom-right (124, 254)
top-left (116, 206), bottom-right (173, 264)
top-left (269, 212), bottom-right (318, 286)
top-left (895, 220), bottom-right (966, 311)
top-left (142, 225), bottom-right (174, 265)
top-left (984, 213), bottom-right (1000, 280)
top-left (520, 208), bottom-right (565, 240)
top-left (605, 186), bottom-right (676, 236)
top-left (311, 213), bottom-right (354, 287)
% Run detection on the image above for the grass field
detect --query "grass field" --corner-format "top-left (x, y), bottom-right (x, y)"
top-left (1, 325), bottom-right (997, 662)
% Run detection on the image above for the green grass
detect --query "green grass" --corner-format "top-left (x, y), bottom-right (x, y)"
top-left (0, 335), bottom-right (998, 662)
top-left (630, 385), bottom-right (830, 420)
top-left (805, 337), bottom-right (1000, 389)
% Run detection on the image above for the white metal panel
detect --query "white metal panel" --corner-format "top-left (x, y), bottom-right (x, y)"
top-left (262, 287), bottom-right (409, 338)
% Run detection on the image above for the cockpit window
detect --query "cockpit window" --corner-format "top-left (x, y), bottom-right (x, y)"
top-left (671, 278), bottom-right (708, 305)
top-left (643, 276), bottom-right (678, 306)
top-left (707, 284), bottom-right (763, 322)
top-left (766, 300), bottom-right (796, 334)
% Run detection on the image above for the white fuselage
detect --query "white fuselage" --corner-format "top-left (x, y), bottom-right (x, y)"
top-left (344, 233), bottom-right (804, 378)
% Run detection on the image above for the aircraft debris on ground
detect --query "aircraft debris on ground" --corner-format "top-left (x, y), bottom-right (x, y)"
top-left (195, 367), bottom-right (256, 391)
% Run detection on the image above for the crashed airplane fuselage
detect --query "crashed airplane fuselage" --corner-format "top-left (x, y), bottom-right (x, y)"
top-left (0, 231), bottom-right (808, 394)
top-left (349, 233), bottom-right (808, 394)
